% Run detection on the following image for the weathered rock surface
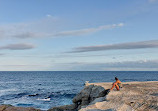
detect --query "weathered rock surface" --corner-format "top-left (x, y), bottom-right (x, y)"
top-left (74, 85), bottom-right (107, 109)
top-left (49, 85), bottom-right (108, 111)
top-left (50, 81), bottom-right (158, 111)
top-left (0, 105), bottom-right (41, 111)
top-left (73, 85), bottom-right (107, 105)
top-left (79, 81), bottom-right (158, 111)
top-left (48, 104), bottom-right (77, 111)
top-left (89, 97), bottom-right (106, 105)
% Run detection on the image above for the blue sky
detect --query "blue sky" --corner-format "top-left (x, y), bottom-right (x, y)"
top-left (0, 0), bottom-right (158, 71)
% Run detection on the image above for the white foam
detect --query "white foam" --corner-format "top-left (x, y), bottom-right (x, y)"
top-left (37, 98), bottom-right (51, 101)
top-left (0, 88), bottom-right (18, 96)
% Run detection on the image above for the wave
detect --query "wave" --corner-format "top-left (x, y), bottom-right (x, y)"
top-left (0, 92), bottom-right (28, 100)
top-left (27, 91), bottom-right (76, 99)
top-left (47, 92), bottom-right (76, 98)
top-left (0, 88), bottom-right (18, 96)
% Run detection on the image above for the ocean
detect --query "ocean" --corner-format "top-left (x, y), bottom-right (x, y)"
top-left (0, 71), bottom-right (158, 110)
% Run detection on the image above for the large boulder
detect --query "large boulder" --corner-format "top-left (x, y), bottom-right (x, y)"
top-left (90, 85), bottom-right (107, 101)
top-left (73, 85), bottom-right (94, 103)
top-left (72, 85), bottom-right (107, 110)
top-left (49, 85), bottom-right (108, 111)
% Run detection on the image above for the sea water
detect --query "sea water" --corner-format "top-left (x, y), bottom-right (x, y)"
top-left (0, 71), bottom-right (158, 110)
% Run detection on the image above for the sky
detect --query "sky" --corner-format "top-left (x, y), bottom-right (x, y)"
top-left (0, 0), bottom-right (158, 71)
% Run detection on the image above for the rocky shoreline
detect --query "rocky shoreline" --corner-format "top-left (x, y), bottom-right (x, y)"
top-left (0, 81), bottom-right (158, 111)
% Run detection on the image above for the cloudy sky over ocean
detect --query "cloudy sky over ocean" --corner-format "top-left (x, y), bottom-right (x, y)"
top-left (0, 0), bottom-right (158, 71)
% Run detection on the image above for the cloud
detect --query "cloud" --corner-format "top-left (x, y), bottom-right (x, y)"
top-left (0, 23), bottom-right (124, 39)
top-left (0, 43), bottom-right (35, 50)
top-left (0, 16), bottom-right (57, 39)
top-left (103, 60), bottom-right (158, 68)
top-left (46, 14), bottom-right (53, 17)
top-left (12, 32), bottom-right (37, 39)
top-left (0, 53), bottom-right (4, 56)
top-left (12, 32), bottom-right (47, 39)
top-left (55, 60), bottom-right (158, 71)
top-left (52, 23), bottom-right (124, 37)
top-left (69, 40), bottom-right (158, 53)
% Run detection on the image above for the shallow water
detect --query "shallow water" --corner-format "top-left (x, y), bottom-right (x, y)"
top-left (0, 71), bottom-right (157, 110)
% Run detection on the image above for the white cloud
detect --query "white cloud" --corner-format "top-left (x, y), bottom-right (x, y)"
top-left (0, 16), bottom-right (58, 39)
top-left (0, 22), bottom-right (124, 39)
top-left (46, 14), bottom-right (53, 17)
top-left (69, 40), bottom-right (158, 53)
top-left (52, 23), bottom-right (124, 37)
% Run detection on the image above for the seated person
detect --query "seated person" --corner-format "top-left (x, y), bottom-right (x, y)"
top-left (110, 77), bottom-right (122, 91)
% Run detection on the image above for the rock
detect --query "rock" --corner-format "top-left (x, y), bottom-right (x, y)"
top-left (90, 85), bottom-right (107, 101)
top-left (0, 105), bottom-right (12, 111)
top-left (48, 104), bottom-right (77, 111)
top-left (0, 105), bottom-right (41, 111)
top-left (105, 109), bottom-right (116, 111)
top-left (50, 84), bottom-right (108, 111)
top-left (81, 105), bottom-right (87, 109)
top-left (72, 93), bottom-right (82, 103)
top-left (81, 99), bottom-right (89, 106)
top-left (73, 85), bottom-right (94, 103)
top-left (72, 85), bottom-right (107, 110)
top-left (85, 81), bottom-right (89, 86)
top-left (80, 109), bottom-right (115, 111)
top-left (81, 85), bottom-right (94, 98)
top-left (48, 108), bottom-right (63, 111)
top-left (77, 105), bottom-right (82, 111)
top-left (50, 81), bottom-right (158, 111)
top-left (89, 97), bottom-right (106, 105)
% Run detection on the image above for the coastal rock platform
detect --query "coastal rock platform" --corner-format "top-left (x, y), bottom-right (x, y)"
top-left (0, 81), bottom-right (158, 111)
top-left (49, 81), bottom-right (158, 111)
top-left (80, 81), bottom-right (158, 111)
